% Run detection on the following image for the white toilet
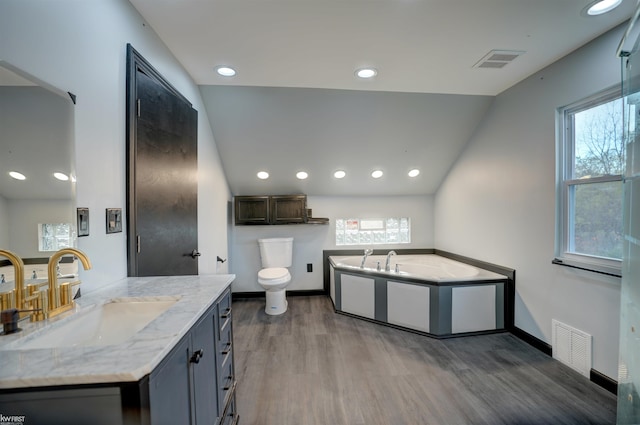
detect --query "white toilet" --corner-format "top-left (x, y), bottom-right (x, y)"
top-left (257, 237), bottom-right (293, 315)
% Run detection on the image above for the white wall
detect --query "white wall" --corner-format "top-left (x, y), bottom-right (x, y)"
top-left (7, 199), bottom-right (72, 259)
top-left (0, 0), bottom-right (231, 291)
top-left (0, 195), bottom-right (8, 249)
top-left (230, 195), bottom-right (434, 292)
top-left (434, 25), bottom-right (624, 379)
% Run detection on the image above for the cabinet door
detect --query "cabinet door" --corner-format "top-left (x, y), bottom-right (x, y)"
top-left (234, 196), bottom-right (270, 224)
top-left (451, 285), bottom-right (496, 333)
top-left (149, 336), bottom-right (192, 424)
top-left (340, 274), bottom-right (375, 319)
top-left (270, 195), bottom-right (307, 224)
top-left (191, 306), bottom-right (218, 425)
top-left (387, 281), bottom-right (430, 332)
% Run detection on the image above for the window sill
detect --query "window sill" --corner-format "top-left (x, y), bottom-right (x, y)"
top-left (552, 257), bottom-right (622, 278)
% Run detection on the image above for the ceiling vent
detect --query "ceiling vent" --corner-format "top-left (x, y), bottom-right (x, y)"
top-left (473, 50), bottom-right (525, 69)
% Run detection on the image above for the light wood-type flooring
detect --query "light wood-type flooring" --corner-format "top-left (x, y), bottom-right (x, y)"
top-left (232, 296), bottom-right (616, 425)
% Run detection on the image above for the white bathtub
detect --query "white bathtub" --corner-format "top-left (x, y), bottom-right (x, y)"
top-left (329, 254), bottom-right (504, 283)
top-left (328, 253), bottom-right (511, 337)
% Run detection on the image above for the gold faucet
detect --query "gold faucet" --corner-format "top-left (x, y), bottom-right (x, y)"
top-left (47, 248), bottom-right (92, 318)
top-left (0, 249), bottom-right (25, 312)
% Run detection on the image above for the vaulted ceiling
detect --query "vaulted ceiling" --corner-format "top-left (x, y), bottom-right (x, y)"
top-left (128, 0), bottom-right (636, 196)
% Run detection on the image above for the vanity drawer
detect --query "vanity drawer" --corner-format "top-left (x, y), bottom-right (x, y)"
top-left (217, 289), bottom-right (232, 335)
top-left (221, 398), bottom-right (238, 425)
top-left (217, 356), bottom-right (235, 416)
top-left (218, 322), bottom-right (232, 354)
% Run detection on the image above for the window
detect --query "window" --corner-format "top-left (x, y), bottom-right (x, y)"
top-left (335, 218), bottom-right (411, 246)
top-left (556, 88), bottom-right (625, 275)
top-left (38, 223), bottom-right (72, 252)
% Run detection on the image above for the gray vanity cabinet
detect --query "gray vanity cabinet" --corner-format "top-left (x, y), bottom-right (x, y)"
top-left (0, 289), bottom-right (237, 425)
top-left (149, 336), bottom-right (192, 423)
top-left (191, 304), bottom-right (219, 424)
top-left (150, 288), bottom-right (237, 425)
top-left (149, 302), bottom-right (219, 424)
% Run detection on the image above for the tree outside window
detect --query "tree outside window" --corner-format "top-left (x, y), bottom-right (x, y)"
top-left (561, 93), bottom-right (625, 266)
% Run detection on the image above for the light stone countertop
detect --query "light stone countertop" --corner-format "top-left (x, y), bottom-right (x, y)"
top-left (0, 274), bottom-right (235, 389)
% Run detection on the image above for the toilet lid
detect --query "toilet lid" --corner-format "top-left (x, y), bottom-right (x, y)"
top-left (258, 267), bottom-right (289, 280)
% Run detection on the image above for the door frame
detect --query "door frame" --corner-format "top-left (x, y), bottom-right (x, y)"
top-left (125, 44), bottom-right (194, 276)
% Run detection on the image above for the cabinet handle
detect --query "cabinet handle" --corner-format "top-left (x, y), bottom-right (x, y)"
top-left (221, 307), bottom-right (232, 319)
top-left (221, 342), bottom-right (232, 355)
top-left (223, 375), bottom-right (234, 390)
top-left (190, 349), bottom-right (204, 364)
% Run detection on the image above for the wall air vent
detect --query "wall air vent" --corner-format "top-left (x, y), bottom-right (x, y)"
top-left (473, 50), bottom-right (525, 69)
top-left (552, 319), bottom-right (592, 377)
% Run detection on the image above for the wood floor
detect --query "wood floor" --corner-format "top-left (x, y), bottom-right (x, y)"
top-left (232, 296), bottom-right (616, 425)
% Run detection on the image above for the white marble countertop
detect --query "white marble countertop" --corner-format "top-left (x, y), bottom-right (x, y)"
top-left (0, 274), bottom-right (235, 389)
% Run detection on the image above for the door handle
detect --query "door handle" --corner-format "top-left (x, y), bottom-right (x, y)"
top-left (190, 249), bottom-right (201, 259)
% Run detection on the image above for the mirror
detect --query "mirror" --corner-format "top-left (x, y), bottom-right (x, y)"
top-left (0, 61), bottom-right (76, 263)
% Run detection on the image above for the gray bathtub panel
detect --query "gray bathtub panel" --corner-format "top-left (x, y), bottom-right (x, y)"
top-left (375, 278), bottom-right (388, 322)
top-left (431, 287), bottom-right (452, 336)
top-left (496, 281), bottom-right (505, 329)
top-left (335, 272), bottom-right (342, 310)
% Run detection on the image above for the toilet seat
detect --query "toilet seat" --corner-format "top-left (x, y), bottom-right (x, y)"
top-left (258, 267), bottom-right (291, 285)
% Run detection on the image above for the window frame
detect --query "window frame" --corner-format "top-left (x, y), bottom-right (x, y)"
top-left (38, 222), bottom-right (73, 252)
top-left (555, 87), bottom-right (623, 277)
top-left (335, 217), bottom-right (411, 246)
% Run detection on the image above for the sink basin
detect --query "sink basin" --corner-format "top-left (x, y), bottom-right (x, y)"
top-left (8, 297), bottom-right (179, 349)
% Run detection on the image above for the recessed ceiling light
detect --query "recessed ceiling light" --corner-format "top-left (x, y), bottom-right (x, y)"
top-left (334, 170), bottom-right (346, 179)
top-left (9, 171), bottom-right (26, 180)
top-left (584, 0), bottom-right (622, 15)
top-left (257, 171), bottom-right (269, 179)
top-left (53, 172), bottom-right (69, 181)
top-left (355, 68), bottom-right (377, 79)
top-left (215, 66), bottom-right (237, 77)
top-left (408, 169), bottom-right (420, 177)
top-left (371, 170), bottom-right (383, 179)
top-left (296, 171), bottom-right (308, 180)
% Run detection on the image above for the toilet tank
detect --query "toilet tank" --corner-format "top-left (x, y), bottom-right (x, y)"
top-left (258, 237), bottom-right (293, 268)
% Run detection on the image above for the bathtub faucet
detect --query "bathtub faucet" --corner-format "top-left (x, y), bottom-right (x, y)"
top-left (360, 248), bottom-right (373, 268)
top-left (385, 250), bottom-right (397, 271)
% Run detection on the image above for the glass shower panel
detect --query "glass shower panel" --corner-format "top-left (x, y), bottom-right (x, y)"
top-left (618, 13), bottom-right (640, 422)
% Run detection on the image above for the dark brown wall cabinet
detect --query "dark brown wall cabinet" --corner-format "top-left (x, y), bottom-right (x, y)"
top-left (235, 195), bottom-right (307, 225)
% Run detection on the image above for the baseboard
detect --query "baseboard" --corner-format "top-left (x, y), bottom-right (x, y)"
top-left (590, 369), bottom-right (617, 395)
top-left (231, 291), bottom-right (264, 299)
top-left (232, 290), bottom-right (326, 300)
top-left (511, 326), bottom-right (553, 356)
top-left (511, 327), bottom-right (618, 394)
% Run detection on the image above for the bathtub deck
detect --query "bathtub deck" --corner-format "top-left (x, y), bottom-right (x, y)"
top-left (233, 295), bottom-right (616, 425)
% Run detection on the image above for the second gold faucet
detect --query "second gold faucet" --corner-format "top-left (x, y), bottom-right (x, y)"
top-left (47, 248), bottom-right (92, 318)
top-left (0, 248), bottom-right (91, 322)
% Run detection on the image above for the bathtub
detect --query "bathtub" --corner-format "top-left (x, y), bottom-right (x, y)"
top-left (329, 254), bottom-right (505, 282)
top-left (327, 253), bottom-right (513, 338)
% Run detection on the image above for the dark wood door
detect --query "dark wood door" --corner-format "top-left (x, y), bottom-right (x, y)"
top-left (234, 196), bottom-right (270, 224)
top-left (270, 195), bottom-right (307, 224)
top-left (127, 45), bottom-right (199, 276)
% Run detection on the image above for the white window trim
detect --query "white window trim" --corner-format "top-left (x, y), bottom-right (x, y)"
top-left (335, 217), bottom-right (411, 246)
top-left (555, 86), bottom-right (623, 277)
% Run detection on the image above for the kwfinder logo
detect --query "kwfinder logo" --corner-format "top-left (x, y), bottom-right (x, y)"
top-left (0, 414), bottom-right (25, 425)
